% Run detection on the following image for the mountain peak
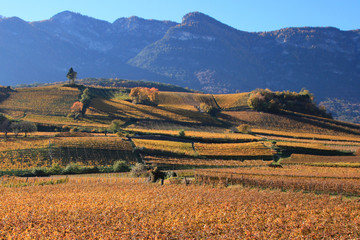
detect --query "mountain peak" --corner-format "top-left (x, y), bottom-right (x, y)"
top-left (51, 11), bottom-right (78, 20)
top-left (50, 11), bottom-right (100, 24)
top-left (182, 12), bottom-right (218, 25)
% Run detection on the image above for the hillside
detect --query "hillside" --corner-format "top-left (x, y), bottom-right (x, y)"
top-left (0, 84), bottom-right (360, 176)
top-left (1, 85), bottom-right (359, 138)
top-left (0, 11), bottom-right (359, 124)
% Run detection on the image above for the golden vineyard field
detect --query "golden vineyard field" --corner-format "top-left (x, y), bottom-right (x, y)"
top-left (195, 166), bottom-right (360, 196)
top-left (2, 84), bottom-right (360, 238)
top-left (144, 156), bottom-right (269, 167)
top-left (1, 178), bottom-right (359, 239)
top-left (214, 92), bottom-right (250, 109)
top-left (252, 128), bottom-right (360, 141)
top-left (282, 154), bottom-right (360, 167)
top-left (194, 142), bottom-right (273, 157)
top-left (132, 139), bottom-right (275, 159)
top-left (125, 128), bottom-right (260, 141)
top-left (132, 139), bottom-right (195, 156)
top-left (0, 137), bottom-right (135, 170)
top-left (0, 86), bottom-right (79, 116)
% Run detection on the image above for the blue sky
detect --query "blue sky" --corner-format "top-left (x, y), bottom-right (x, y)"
top-left (0, 0), bottom-right (359, 32)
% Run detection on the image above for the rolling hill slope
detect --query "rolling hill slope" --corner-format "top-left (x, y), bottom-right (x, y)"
top-left (0, 84), bottom-right (359, 138)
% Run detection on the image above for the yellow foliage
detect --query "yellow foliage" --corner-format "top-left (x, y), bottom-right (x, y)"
top-left (0, 177), bottom-right (359, 238)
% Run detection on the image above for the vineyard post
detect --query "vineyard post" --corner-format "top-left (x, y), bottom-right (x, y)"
top-left (48, 140), bottom-right (53, 166)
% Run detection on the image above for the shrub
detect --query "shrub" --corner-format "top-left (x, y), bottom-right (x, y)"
top-left (130, 163), bottom-right (148, 177)
top-left (109, 120), bottom-right (125, 133)
top-left (178, 129), bottom-right (186, 137)
top-left (31, 168), bottom-right (49, 177)
top-left (113, 161), bottom-right (130, 172)
top-left (63, 163), bottom-right (81, 175)
top-left (237, 124), bottom-right (251, 134)
top-left (148, 167), bottom-right (166, 183)
top-left (48, 163), bottom-right (64, 175)
top-left (199, 103), bottom-right (219, 116)
top-left (166, 171), bottom-right (177, 179)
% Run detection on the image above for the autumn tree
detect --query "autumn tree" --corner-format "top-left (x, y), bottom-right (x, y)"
top-left (70, 101), bottom-right (84, 119)
top-left (10, 121), bottom-right (21, 138)
top-left (10, 121), bottom-right (37, 137)
top-left (129, 87), bottom-right (159, 105)
top-left (247, 88), bottom-right (330, 117)
top-left (20, 121), bottom-right (37, 137)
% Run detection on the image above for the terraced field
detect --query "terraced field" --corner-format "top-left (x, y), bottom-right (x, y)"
top-left (2, 84), bottom-right (360, 239)
top-left (0, 136), bottom-right (135, 170)
top-left (214, 92), bottom-right (250, 110)
top-left (0, 86), bottom-right (79, 117)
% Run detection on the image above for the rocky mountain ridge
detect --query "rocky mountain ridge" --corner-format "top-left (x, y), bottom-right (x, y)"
top-left (0, 11), bottom-right (359, 104)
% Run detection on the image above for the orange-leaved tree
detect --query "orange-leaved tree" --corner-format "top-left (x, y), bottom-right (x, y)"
top-left (129, 87), bottom-right (159, 105)
top-left (70, 101), bottom-right (84, 119)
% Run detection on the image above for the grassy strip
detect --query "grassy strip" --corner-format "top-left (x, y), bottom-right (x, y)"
top-left (0, 176), bottom-right (69, 188)
top-left (0, 161), bottom-right (130, 177)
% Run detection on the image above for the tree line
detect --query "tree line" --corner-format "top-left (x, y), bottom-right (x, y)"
top-left (247, 88), bottom-right (331, 118)
top-left (0, 114), bottom-right (37, 140)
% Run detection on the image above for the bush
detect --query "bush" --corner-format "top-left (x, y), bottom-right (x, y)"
top-left (199, 103), bottom-right (219, 116)
top-left (237, 124), bottom-right (251, 134)
top-left (148, 167), bottom-right (166, 183)
top-left (48, 163), bottom-right (64, 175)
top-left (113, 161), bottom-right (130, 172)
top-left (166, 171), bottom-right (177, 179)
top-left (130, 163), bottom-right (148, 177)
top-left (31, 168), bottom-right (49, 177)
top-left (247, 88), bottom-right (331, 118)
top-left (63, 163), bottom-right (81, 175)
top-left (178, 129), bottom-right (185, 137)
top-left (109, 120), bottom-right (125, 133)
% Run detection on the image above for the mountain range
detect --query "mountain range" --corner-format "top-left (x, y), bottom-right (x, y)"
top-left (0, 11), bottom-right (359, 104)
